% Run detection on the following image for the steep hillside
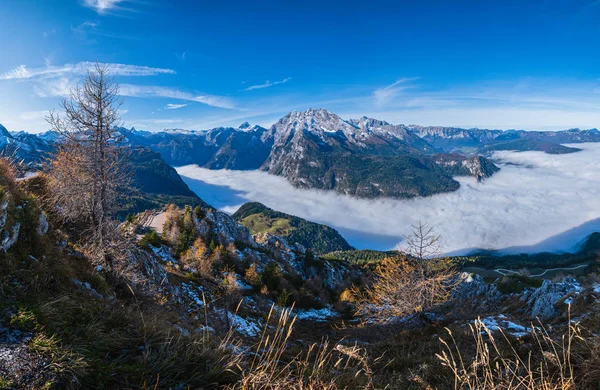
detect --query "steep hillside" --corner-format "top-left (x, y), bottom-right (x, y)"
top-left (0, 161), bottom-right (361, 388)
top-left (232, 202), bottom-right (354, 254)
top-left (2, 158), bottom-right (600, 389)
top-left (121, 147), bottom-right (205, 215)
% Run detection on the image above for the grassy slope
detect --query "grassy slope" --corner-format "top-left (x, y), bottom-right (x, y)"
top-left (120, 147), bottom-right (206, 216)
top-left (0, 175), bottom-right (233, 389)
top-left (232, 202), bottom-right (353, 254)
top-left (240, 213), bottom-right (294, 236)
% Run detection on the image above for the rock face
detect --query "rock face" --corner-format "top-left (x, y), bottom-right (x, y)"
top-left (452, 272), bottom-right (502, 303)
top-left (452, 273), bottom-right (588, 320)
top-left (259, 109), bottom-right (496, 199)
top-left (37, 212), bottom-right (48, 236)
top-left (435, 155), bottom-right (500, 181)
top-left (522, 277), bottom-right (583, 319)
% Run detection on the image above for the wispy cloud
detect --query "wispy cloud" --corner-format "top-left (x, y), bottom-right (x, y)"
top-left (33, 76), bottom-right (78, 98)
top-left (0, 62), bottom-right (174, 80)
top-left (120, 85), bottom-right (236, 109)
top-left (42, 29), bottom-right (56, 39)
top-left (165, 103), bottom-right (188, 110)
top-left (373, 77), bottom-right (419, 106)
top-left (20, 110), bottom-right (50, 121)
top-left (0, 62), bottom-right (177, 100)
top-left (72, 21), bottom-right (140, 41)
top-left (243, 77), bottom-right (292, 91)
top-left (82, 0), bottom-right (127, 15)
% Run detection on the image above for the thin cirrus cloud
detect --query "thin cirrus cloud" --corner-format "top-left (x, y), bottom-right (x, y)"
top-left (165, 103), bottom-right (188, 110)
top-left (243, 77), bottom-right (292, 91)
top-left (82, 0), bottom-right (129, 15)
top-left (0, 62), bottom-right (178, 101)
top-left (373, 77), bottom-right (419, 106)
top-left (0, 62), bottom-right (174, 80)
top-left (72, 21), bottom-right (140, 41)
top-left (120, 85), bottom-right (236, 109)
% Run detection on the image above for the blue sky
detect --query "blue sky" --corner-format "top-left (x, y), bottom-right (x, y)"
top-left (2, 0), bottom-right (600, 132)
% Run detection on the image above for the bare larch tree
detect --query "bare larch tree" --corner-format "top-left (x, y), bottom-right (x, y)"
top-left (47, 63), bottom-right (130, 257)
top-left (404, 221), bottom-right (442, 261)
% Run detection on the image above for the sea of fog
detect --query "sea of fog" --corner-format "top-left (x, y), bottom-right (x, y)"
top-left (176, 143), bottom-right (600, 255)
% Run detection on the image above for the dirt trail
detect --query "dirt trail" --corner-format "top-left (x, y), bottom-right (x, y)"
top-left (146, 212), bottom-right (166, 233)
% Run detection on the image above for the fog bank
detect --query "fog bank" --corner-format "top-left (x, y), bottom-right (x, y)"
top-left (176, 143), bottom-right (600, 255)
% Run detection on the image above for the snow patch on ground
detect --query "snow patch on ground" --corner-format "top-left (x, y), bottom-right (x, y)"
top-left (152, 245), bottom-right (177, 264)
top-left (477, 315), bottom-right (529, 338)
top-left (227, 312), bottom-right (262, 337)
top-left (181, 283), bottom-right (205, 308)
top-left (293, 307), bottom-right (338, 322)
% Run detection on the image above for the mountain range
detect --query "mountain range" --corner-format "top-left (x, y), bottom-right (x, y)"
top-left (116, 109), bottom-right (600, 199)
top-left (3, 108), bottom-right (600, 201)
top-left (0, 126), bottom-right (203, 215)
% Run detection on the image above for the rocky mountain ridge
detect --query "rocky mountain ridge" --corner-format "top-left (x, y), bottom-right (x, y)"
top-left (409, 125), bottom-right (600, 154)
top-left (3, 108), bottom-right (600, 202)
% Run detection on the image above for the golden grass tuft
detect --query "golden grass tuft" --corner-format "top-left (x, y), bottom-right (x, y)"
top-left (437, 318), bottom-right (577, 390)
top-left (228, 305), bottom-right (376, 390)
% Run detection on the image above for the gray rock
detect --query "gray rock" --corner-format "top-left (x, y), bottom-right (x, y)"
top-left (37, 212), bottom-right (48, 236)
top-left (522, 277), bottom-right (582, 319)
top-left (1, 222), bottom-right (20, 252)
top-left (452, 272), bottom-right (502, 302)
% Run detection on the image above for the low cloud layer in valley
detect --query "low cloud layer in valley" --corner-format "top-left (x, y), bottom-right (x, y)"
top-left (177, 143), bottom-right (600, 255)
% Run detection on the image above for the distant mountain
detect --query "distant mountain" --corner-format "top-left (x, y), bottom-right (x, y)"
top-left (120, 109), bottom-right (503, 199)
top-left (0, 128), bottom-right (54, 166)
top-left (483, 140), bottom-right (581, 155)
top-left (409, 126), bottom-right (600, 155)
top-left (259, 109), bottom-right (498, 198)
top-left (9, 108), bottom-right (600, 203)
top-left (232, 201), bottom-right (353, 254)
top-left (119, 123), bottom-right (271, 169)
top-left (0, 124), bottom-right (204, 215)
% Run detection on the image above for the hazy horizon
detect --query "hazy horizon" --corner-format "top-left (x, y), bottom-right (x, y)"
top-left (2, 107), bottom-right (599, 135)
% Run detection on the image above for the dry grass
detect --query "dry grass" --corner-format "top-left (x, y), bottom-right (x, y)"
top-left (228, 305), bottom-right (376, 390)
top-left (437, 318), bottom-right (577, 390)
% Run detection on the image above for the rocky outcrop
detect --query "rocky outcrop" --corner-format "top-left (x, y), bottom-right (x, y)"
top-left (0, 197), bottom-right (20, 252)
top-left (522, 277), bottom-right (583, 319)
top-left (452, 272), bottom-right (502, 303)
top-left (37, 212), bottom-right (48, 236)
top-left (196, 208), bottom-right (256, 248)
top-left (435, 155), bottom-right (500, 181)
